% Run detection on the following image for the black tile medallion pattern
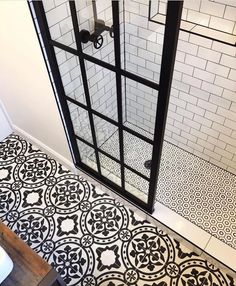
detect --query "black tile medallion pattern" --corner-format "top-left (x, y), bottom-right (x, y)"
top-left (0, 134), bottom-right (235, 285)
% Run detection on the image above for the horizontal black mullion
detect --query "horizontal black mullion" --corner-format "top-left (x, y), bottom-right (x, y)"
top-left (123, 125), bottom-right (153, 145)
top-left (66, 96), bottom-right (118, 126)
top-left (121, 69), bottom-right (159, 90)
top-left (75, 134), bottom-right (150, 181)
top-left (82, 53), bottom-right (117, 72)
top-left (50, 40), bottom-right (78, 56)
top-left (50, 40), bottom-right (160, 91)
top-left (66, 96), bottom-right (154, 145)
top-left (75, 162), bottom-right (149, 211)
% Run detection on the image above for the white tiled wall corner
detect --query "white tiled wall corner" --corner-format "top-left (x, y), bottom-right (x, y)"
top-left (124, 0), bottom-right (236, 175)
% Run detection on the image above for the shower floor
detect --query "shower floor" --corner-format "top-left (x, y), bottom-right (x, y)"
top-left (95, 122), bottom-right (236, 250)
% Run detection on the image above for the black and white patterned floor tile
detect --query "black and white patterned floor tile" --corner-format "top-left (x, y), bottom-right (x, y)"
top-left (97, 122), bottom-right (236, 250)
top-left (0, 133), bottom-right (235, 286)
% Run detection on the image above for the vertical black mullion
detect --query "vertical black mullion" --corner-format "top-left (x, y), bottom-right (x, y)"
top-left (69, 1), bottom-right (102, 175)
top-left (112, 1), bottom-right (125, 190)
top-left (32, 1), bottom-right (81, 165)
top-left (148, 1), bottom-right (183, 213)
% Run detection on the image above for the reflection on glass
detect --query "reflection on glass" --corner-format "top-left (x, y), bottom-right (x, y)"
top-left (125, 168), bottom-right (148, 203)
top-left (124, 131), bottom-right (153, 178)
top-left (68, 102), bottom-right (93, 143)
top-left (55, 49), bottom-right (86, 104)
top-left (93, 115), bottom-right (120, 160)
top-left (85, 61), bottom-right (118, 121)
top-left (99, 153), bottom-right (121, 186)
top-left (76, 140), bottom-right (97, 171)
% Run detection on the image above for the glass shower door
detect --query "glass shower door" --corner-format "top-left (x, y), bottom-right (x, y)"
top-left (31, 0), bottom-right (183, 213)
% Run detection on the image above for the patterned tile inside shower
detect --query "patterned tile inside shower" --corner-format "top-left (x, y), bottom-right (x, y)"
top-left (0, 133), bottom-right (236, 285)
top-left (95, 122), bottom-right (236, 250)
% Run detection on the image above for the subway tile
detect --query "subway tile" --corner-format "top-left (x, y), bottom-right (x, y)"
top-left (181, 130), bottom-right (197, 143)
top-left (43, 0), bottom-right (55, 12)
top-left (187, 141), bottom-right (204, 152)
top-left (185, 54), bottom-right (207, 69)
top-left (215, 146), bottom-right (233, 160)
top-left (187, 102), bottom-right (205, 116)
top-left (130, 13), bottom-right (148, 28)
top-left (194, 68), bottom-right (215, 83)
top-left (200, 1), bottom-right (225, 17)
top-left (222, 89), bottom-right (236, 102)
top-left (206, 61), bottom-right (230, 78)
top-left (138, 27), bottom-right (156, 42)
top-left (176, 106), bottom-right (194, 119)
top-left (220, 54), bottom-right (236, 69)
top-left (130, 35), bottom-right (147, 49)
top-left (172, 79), bottom-right (190, 93)
top-left (217, 106), bottom-right (236, 122)
top-left (187, 10), bottom-right (210, 26)
top-left (201, 125), bottom-right (219, 138)
top-left (190, 128), bottom-right (208, 140)
top-left (197, 99), bottom-right (217, 113)
top-left (204, 148), bottom-right (221, 161)
top-left (138, 48), bottom-right (155, 62)
top-left (228, 69), bottom-right (236, 81)
top-left (177, 40), bottom-right (198, 56)
top-left (214, 75), bottom-right (236, 91)
top-left (224, 5), bottom-right (236, 21)
top-left (224, 118), bottom-right (236, 130)
top-left (219, 133), bottom-right (236, 147)
top-left (174, 120), bottom-right (190, 132)
top-left (209, 16), bottom-right (235, 34)
top-left (190, 86), bottom-right (210, 100)
top-left (147, 41), bottom-right (163, 55)
top-left (183, 0), bottom-right (201, 11)
top-left (182, 74), bottom-right (202, 88)
top-left (197, 138), bottom-right (214, 151)
top-left (189, 34), bottom-right (212, 48)
top-left (198, 47), bottom-right (221, 63)
top-left (129, 54), bottom-right (146, 67)
top-left (207, 136), bottom-right (226, 150)
top-left (168, 110), bottom-right (183, 122)
top-left (212, 41), bottom-right (236, 57)
top-left (194, 114), bottom-right (212, 127)
top-left (201, 81), bottom-right (223, 96)
top-left (137, 66), bottom-right (154, 80)
top-left (205, 110), bottom-right (225, 125)
top-left (176, 51), bottom-right (186, 63)
top-left (179, 91), bottom-right (197, 105)
top-left (174, 61), bottom-right (194, 75)
top-left (212, 122), bottom-right (232, 136)
top-left (183, 117), bottom-right (201, 130)
top-left (125, 23), bottom-right (138, 36)
top-left (209, 94), bottom-right (231, 109)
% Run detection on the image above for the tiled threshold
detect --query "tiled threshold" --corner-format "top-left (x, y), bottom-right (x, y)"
top-left (1, 133), bottom-right (235, 284)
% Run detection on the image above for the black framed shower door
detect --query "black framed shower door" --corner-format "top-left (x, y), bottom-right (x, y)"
top-left (32, 0), bottom-right (183, 214)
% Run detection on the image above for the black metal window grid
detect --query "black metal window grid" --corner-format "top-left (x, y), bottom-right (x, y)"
top-left (32, 0), bottom-right (183, 214)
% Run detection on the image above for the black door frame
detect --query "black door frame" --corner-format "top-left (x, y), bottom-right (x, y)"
top-left (32, 0), bottom-right (183, 214)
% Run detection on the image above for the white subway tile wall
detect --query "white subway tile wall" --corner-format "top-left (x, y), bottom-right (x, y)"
top-left (124, 0), bottom-right (236, 174)
top-left (31, 0), bottom-right (236, 175)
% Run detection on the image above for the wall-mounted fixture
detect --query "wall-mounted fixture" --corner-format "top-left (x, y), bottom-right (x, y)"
top-left (79, 1), bottom-right (114, 49)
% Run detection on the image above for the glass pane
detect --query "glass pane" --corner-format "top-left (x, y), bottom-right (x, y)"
top-left (122, 0), bottom-right (164, 83)
top-left (124, 77), bottom-right (158, 139)
top-left (43, 0), bottom-right (76, 49)
top-left (93, 116), bottom-right (120, 160)
top-left (76, 140), bottom-right (97, 171)
top-left (54, 49), bottom-right (86, 104)
top-left (85, 61), bottom-right (118, 121)
top-left (124, 131), bottom-right (153, 178)
top-left (99, 153), bottom-right (121, 187)
top-left (125, 168), bottom-right (148, 203)
top-left (76, 0), bottom-right (115, 65)
top-left (68, 102), bottom-right (93, 143)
